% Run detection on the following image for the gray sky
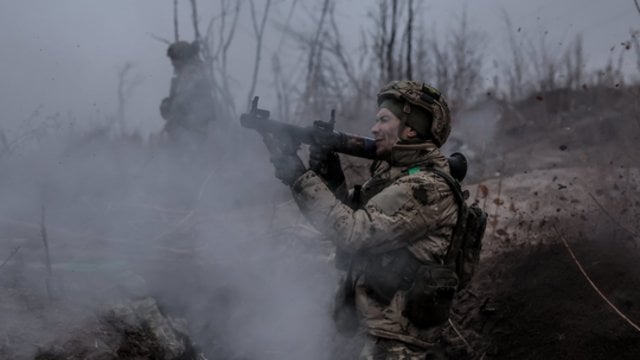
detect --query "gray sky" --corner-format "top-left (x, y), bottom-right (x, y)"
top-left (0, 0), bottom-right (637, 135)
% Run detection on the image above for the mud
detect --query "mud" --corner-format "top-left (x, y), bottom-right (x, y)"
top-left (453, 233), bottom-right (640, 359)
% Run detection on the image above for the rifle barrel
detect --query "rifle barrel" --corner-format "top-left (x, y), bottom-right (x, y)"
top-left (240, 113), bottom-right (377, 159)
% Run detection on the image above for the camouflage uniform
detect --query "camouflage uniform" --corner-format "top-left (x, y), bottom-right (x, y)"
top-left (291, 141), bottom-right (458, 358)
top-left (160, 41), bottom-right (216, 143)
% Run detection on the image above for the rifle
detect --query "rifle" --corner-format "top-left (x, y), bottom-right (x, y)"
top-left (240, 96), bottom-right (377, 159)
top-left (240, 96), bottom-right (468, 182)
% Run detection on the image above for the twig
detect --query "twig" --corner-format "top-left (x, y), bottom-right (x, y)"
top-left (174, 0), bottom-right (180, 42)
top-left (0, 246), bottom-right (21, 270)
top-left (634, 0), bottom-right (640, 16)
top-left (189, 0), bottom-right (201, 41)
top-left (150, 34), bottom-right (172, 45)
top-left (406, 0), bottom-right (413, 79)
top-left (490, 176), bottom-right (503, 236)
top-left (588, 192), bottom-right (639, 242)
top-left (151, 164), bottom-right (218, 242)
top-left (40, 205), bottom-right (53, 300)
top-left (448, 318), bottom-right (474, 354)
top-left (246, 0), bottom-right (273, 110)
top-left (553, 225), bottom-right (640, 333)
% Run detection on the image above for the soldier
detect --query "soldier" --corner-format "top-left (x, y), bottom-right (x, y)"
top-left (271, 80), bottom-right (460, 359)
top-left (160, 41), bottom-right (216, 145)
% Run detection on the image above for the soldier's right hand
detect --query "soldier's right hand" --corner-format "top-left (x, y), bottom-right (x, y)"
top-left (309, 144), bottom-right (345, 191)
top-left (270, 152), bottom-right (307, 187)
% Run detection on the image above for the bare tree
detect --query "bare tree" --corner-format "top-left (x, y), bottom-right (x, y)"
top-left (386, 0), bottom-right (398, 82)
top-left (275, 0), bottom-right (375, 127)
top-left (115, 62), bottom-right (143, 134)
top-left (405, 0), bottom-right (413, 79)
top-left (369, 0), bottom-right (405, 83)
top-left (563, 35), bottom-right (585, 90)
top-left (189, 0), bottom-right (201, 41)
top-left (41, 205), bottom-right (53, 301)
top-left (631, 29), bottom-right (640, 74)
top-left (271, 0), bottom-right (300, 123)
top-left (200, 0), bottom-right (242, 121)
top-left (297, 0), bottom-right (332, 118)
top-left (501, 10), bottom-right (529, 101)
top-left (246, 0), bottom-right (273, 110)
top-left (410, 6), bottom-right (484, 109)
top-left (174, 0), bottom-right (180, 42)
top-left (449, 6), bottom-right (484, 108)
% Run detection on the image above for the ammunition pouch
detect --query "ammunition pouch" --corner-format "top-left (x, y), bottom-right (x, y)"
top-left (362, 248), bottom-right (458, 328)
top-left (404, 264), bottom-right (458, 328)
top-left (362, 248), bottom-right (419, 304)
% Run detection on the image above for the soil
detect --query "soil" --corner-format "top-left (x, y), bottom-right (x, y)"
top-left (1, 86), bottom-right (639, 359)
top-left (452, 235), bottom-right (640, 359)
top-left (441, 87), bottom-right (640, 359)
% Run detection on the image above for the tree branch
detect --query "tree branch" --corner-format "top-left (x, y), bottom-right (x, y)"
top-left (189, 0), bottom-right (201, 41)
top-left (41, 205), bottom-right (53, 300)
top-left (0, 246), bottom-right (20, 270)
top-left (406, 0), bottom-right (413, 79)
top-left (246, 0), bottom-right (273, 110)
top-left (173, 0), bottom-right (180, 42)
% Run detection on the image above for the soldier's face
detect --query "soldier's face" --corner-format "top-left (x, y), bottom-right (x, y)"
top-left (372, 107), bottom-right (412, 155)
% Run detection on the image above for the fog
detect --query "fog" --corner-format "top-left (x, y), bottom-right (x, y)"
top-left (0, 1), bottom-right (638, 359)
top-left (1, 1), bottom-right (637, 134)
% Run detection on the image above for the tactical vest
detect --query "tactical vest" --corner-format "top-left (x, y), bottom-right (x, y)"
top-left (356, 163), bottom-right (487, 327)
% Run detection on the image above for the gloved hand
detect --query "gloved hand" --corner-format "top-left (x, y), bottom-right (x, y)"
top-left (309, 144), bottom-right (345, 191)
top-left (270, 152), bottom-right (306, 186)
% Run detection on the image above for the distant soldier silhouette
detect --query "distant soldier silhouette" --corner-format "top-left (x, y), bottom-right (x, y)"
top-left (160, 41), bottom-right (215, 145)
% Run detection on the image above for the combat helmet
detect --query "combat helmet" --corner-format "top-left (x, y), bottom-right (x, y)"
top-left (377, 80), bottom-right (451, 147)
top-left (167, 41), bottom-right (200, 61)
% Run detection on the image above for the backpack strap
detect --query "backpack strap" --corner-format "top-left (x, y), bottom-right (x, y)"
top-left (405, 164), bottom-right (468, 266)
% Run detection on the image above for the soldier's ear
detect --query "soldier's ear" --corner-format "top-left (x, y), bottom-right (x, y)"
top-left (401, 126), bottom-right (418, 139)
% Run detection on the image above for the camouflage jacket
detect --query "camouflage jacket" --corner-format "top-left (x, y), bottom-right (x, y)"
top-left (161, 61), bottom-right (216, 134)
top-left (291, 142), bottom-right (458, 348)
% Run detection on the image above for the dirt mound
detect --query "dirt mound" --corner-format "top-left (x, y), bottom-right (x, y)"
top-left (451, 234), bottom-right (640, 359)
top-left (440, 86), bottom-right (640, 359)
top-left (34, 298), bottom-right (202, 360)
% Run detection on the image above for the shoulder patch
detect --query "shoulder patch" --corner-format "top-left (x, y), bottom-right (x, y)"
top-left (412, 185), bottom-right (429, 205)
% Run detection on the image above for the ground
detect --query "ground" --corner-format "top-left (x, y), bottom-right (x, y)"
top-left (0, 86), bottom-right (639, 359)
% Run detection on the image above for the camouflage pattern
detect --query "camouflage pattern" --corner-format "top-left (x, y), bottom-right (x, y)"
top-left (359, 336), bottom-right (446, 360)
top-left (160, 43), bottom-right (216, 142)
top-left (377, 81), bottom-right (451, 147)
top-left (291, 142), bottom-right (458, 350)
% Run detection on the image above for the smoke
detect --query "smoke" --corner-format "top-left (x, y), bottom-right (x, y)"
top-left (0, 112), bottom-right (342, 359)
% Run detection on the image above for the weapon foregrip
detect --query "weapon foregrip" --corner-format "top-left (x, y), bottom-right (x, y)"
top-left (333, 133), bottom-right (377, 159)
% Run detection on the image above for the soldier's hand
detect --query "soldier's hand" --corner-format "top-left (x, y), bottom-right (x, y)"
top-left (309, 144), bottom-right (345, 191)
top-left (270, 152), bottom-right (306, 186)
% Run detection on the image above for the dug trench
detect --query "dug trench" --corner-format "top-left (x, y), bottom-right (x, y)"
top-left (451, 225), bottom-right (640, 360)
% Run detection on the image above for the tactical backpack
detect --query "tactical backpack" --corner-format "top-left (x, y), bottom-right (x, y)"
top-left (398, 165), bottom-right (487, 327)
top-left (334, 163), bottom-right (487, 331)
top-left (426, 166), bottom-right (487, 289)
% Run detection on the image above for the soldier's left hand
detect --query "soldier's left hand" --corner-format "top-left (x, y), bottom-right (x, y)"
top-left (270, 152), bottom-right (306, 186)
top-left (309, 144), bottom-right (345, 190)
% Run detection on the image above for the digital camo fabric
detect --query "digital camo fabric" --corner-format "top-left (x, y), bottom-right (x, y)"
top-left (291, 142), bottom-right (458, 349)
top-left (359, 336), bottom-right (447, 360)
top-left (377, 80), bottom-right (452, 147)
